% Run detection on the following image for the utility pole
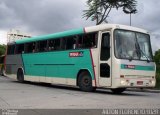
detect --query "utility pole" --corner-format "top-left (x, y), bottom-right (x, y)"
top-left (123, 5), bottom-right (137, 26)
top-left (130, 13), bottom-right (131, 26)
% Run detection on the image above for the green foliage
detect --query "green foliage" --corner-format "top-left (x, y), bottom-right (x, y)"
top-left (0, 44), bottom-right (6, 56)
top-left (154, 49), bottom-right (160, 65)
top-left (154, 49), bottom-right (160, 76)
top-left (156, 65), bottom-right (160, 74)
top-left (154, 49), bottom-right (160, 89)
top-left (83, 0), bottom-right (137, 25)
top-left (156, 73), bottom-right (160, 89)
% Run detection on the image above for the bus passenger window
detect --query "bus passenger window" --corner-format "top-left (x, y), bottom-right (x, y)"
top-left (61, 38), bottom-right (66, 50)
top-left (25, 42), bottom-right (36, 53)
top-left (66, 37), bottom-right (76, 50)
top-left (77, 35), bottom-right (83, 48)
top-left (73, 36), bottom-right (80, 49)
top-left (83, 33), bottom-right (97, 48)
top-left (48, 39), bottom-right (60, 51)
top-left (7, 45), bottom-right (15, 55)
top-left (55, 39), bottom-right (60, 50)
top-left (38, 40), bottom-right (47, 52)
top-left (48, 40), bottom-right (55, 51)
top-left (15, 44), bottom-right (24, 54)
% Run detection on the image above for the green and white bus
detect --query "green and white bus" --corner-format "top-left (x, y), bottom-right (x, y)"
top-left (5, 24), bottom-right (156, 93)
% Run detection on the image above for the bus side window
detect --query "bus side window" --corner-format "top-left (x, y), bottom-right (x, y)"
top-left (25, 42), bottom-right (36, 53)
top-left (77, 35), bottom-right (83, 49)
top-left (48, 40), bottom-right (55, 51)
top-left (55, 39), bottom-right (61, 50)
top-left (61, 38), bottom-right (66, 50)
top-left (7, 45), bottom-right (15, 55)
top-left (65, 35), bottom-right (83, 50)
top-left (66, 37), bottom-right (76, 50)
top-left (73, 35), bottom-right (80, 49)
top-left (83, 32), bottom-right (97, 48)
top-left (48, 39), bottom-right (61, 51)
top-left (15, 44), bottom-right (24, 54)
top-left (37, 40), bottom-right (47, 52)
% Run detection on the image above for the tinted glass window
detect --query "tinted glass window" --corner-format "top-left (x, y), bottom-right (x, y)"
top-left (7, 45), bottom-right (15, 55)
top-left (61, 38), bottom-right (66, 50)
top-left (66, 37), bottom-right (77, 50)
top-left (100, 63), bottom-right (110, 78)
top-left (83, 33), bottom-right (97, 48)
top-left (25, 42), bottom-right (36, 53)
top-left (16, 44), bottom-right (24, 54)
top-left (48, 39), bottom-right (60, 51)
top-left (37, 40), bottom-right (47, 52)
top-left (100, 33), bottom-right (110, 60)
top-left (77, 35), bottom-right (83, 48)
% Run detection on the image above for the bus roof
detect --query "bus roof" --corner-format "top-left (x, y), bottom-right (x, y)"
top-left (15, 24), bottom-right (149, 44)
top-left (15, 28), bottom-right (84, 44)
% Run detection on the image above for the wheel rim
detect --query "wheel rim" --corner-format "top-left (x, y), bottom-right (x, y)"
top-left (82, 76), bottom-right (90, 87)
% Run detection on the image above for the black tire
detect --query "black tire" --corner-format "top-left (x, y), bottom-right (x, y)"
top-left (111, 88), bottom-right (126, 94)
top-left (17, 69), bottom-right (24, 82)
top-left (78, 71), bottom-right (95, 92)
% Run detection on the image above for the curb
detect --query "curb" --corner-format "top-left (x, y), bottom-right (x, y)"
top-left (127, 88), bottom-right (160, 93)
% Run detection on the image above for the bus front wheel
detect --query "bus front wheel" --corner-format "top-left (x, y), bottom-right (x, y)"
top-left (78, 71), bottom-right (94, 92)
top-left (17, 69), bottom-right (24, 82)
top-left (111, 88), bottom-right (126, 94)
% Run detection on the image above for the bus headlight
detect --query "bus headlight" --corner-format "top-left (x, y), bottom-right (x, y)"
top-left (149, 80), bottom-right (155, 85)
top-left (151, 80), bottom-right (155, 85)
top-left (120, 79), bottom-right (130, 86)
top-left (120, 80), bottom-right (127, 86)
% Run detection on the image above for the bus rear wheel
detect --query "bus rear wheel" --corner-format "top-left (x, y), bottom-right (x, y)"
top-left (17, 69), bottom-right (24, 82)
top-left (111, 88), bottom-right (126, 94)
top-left (78, 71), bottom-right (94, 92)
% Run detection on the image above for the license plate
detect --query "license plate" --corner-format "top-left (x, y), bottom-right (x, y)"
top-left (137, 81), bottom-right (143, 85)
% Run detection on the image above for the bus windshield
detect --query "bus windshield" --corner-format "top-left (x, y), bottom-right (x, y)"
top-left (114, 29), bottom-right (153, 61)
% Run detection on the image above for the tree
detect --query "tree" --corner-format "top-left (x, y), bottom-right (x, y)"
top-left (154, 49), bottom-right (160, 65)
top-left (83, 0), bottom-right (137, 25)
top-left (0, 44), bottom-right (6, 56)
top-left (154, 49), bottom-right (160, 77)
top-left (154, 49), bottom-right (160, 89)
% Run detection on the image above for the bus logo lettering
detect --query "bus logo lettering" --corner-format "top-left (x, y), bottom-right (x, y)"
top-left (69, 52), bottom-right (83, 57)
top-left (124, 65), bottom-right (135, 69)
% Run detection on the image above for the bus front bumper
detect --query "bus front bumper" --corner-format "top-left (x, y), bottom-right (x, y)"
top-left (120, 78), bottom-right (156, 88)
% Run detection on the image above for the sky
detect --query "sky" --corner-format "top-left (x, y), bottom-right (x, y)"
top-left (0, 0), bottom-right (160, 53)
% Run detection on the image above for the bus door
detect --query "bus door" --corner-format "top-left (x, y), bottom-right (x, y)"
top-left (99, 31), bottom-right (111, 87)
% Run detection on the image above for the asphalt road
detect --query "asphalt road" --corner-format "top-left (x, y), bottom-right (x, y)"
top-left (0, 75), bottom-right (160, 114)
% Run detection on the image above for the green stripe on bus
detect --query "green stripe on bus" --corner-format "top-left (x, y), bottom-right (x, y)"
top-left (121, 64), bottom-right (155, 71)
top-left (22, 49), bottom-right (94, 79)
top-left (16, 28), bottom-right (84, 44)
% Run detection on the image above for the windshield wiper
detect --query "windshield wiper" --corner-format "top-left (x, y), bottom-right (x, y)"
top-left (139, 49), bottom-right (150, 63)
top-left (135, 43), bottom-right (150, 63)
